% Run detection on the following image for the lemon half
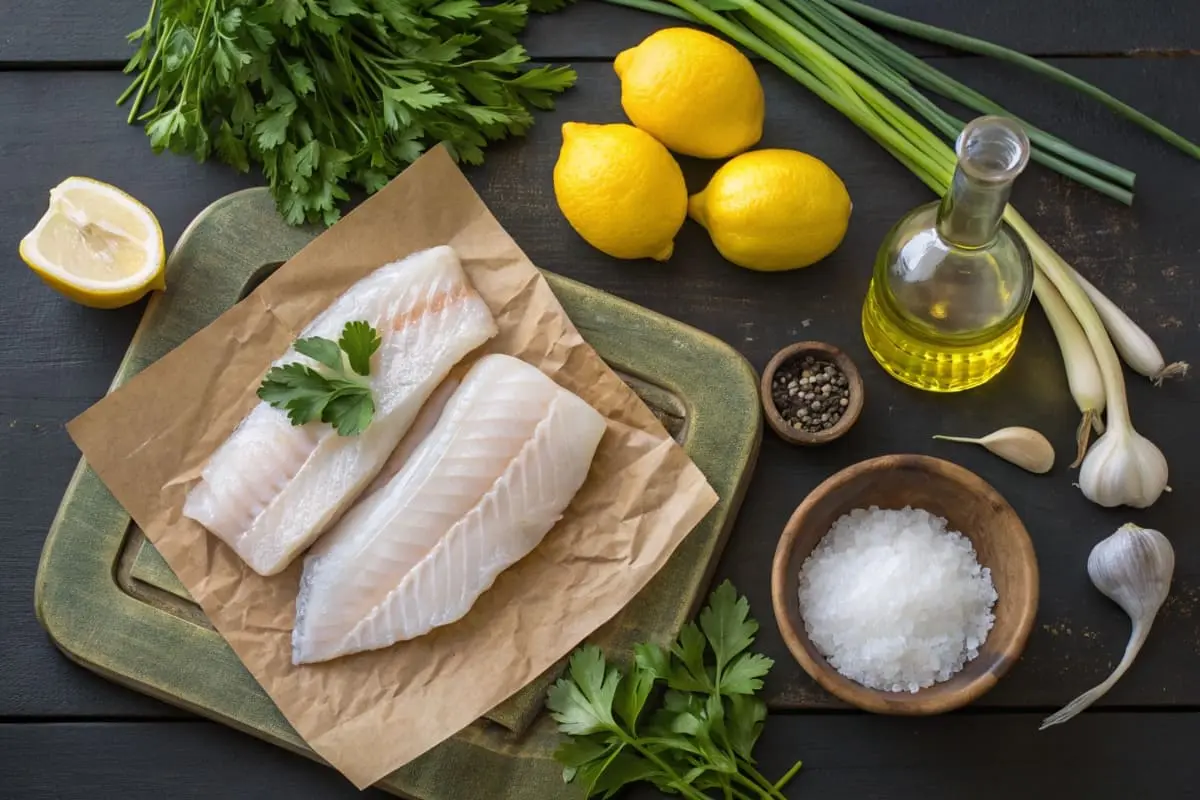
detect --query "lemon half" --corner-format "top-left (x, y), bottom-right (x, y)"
top-left (19, 177), bottom-right (165, 308)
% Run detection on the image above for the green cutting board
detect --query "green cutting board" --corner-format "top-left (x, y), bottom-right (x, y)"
top-left (34, 188), bottom-right (761, 799)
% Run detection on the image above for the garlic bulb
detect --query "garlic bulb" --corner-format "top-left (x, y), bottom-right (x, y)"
top-left (1041, 523), bottom-right (1174, 730)
top-left (1078, 425), bottom-right (1169, 508)
top-left (933, 427), bottom-right (1054, 474)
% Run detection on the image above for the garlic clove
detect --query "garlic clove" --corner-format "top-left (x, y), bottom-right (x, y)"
top-left (933, 426), bottom-right (1055, 474)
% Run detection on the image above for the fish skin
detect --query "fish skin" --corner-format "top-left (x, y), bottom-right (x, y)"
top-left (292, 354), bottom-right (607, 665)
top-left (182, 246), bottom-right (498, 576)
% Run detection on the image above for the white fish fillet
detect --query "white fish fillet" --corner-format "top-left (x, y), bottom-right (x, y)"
top-left (292, 354), bottom-right (607, 665)
top-left (182, 246), bottom-right (498, 576)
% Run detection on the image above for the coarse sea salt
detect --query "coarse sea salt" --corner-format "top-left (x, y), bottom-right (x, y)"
top-left (797, 506), bottom-right (998, 693)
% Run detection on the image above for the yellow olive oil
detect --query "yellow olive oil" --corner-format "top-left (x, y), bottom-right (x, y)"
top-left (862, 274), bottom-right (1025, 392)
top-left (861, 116), bottom-right (1035, 393)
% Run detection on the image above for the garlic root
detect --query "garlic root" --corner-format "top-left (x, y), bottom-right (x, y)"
top-left (1152, 361), bottom-right (1189, 386)
top-left (1072, 410), bottom-right (1103, 469)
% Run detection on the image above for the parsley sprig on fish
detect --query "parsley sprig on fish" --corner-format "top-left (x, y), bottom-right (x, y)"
top-left (547, 581), bottom-right (802, 799)
top-left (258, 320), bottom-right (382, 436)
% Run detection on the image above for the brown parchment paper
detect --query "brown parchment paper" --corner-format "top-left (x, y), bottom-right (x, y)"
top-left (67, 145), bottom-right (719, 790)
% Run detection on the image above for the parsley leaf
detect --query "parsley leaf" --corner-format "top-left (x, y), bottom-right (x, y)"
top-left (700, 579), bottom-right (758, 687)
top-left (257, 320), bottom-right (380, 436)
top-left (119, 0), bottom-right (578, 225)
top-left (547, 582), bottom-right (803, 800)
top-left (669, 622), bottom-right (714, 693)
top-left (258, 364), bottom-right (336, 425)
top-left (719, 652), bottom-right (773, 696)
top-left (339, 320), bottom-right (381, 376)
top-left (323, 386), bottom-right (375, 437)
top-left (293, 336), bottom-right (344, 372)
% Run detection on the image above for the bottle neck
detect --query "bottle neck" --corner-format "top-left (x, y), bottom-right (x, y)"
top-left (935, 167), bottom-right (1014, 249)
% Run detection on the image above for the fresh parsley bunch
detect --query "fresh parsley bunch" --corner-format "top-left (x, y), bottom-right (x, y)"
top-left (258, 320), bottom-right (382, 436)
top-left (119, 0), bottom-right (577, 225)
top-left (548, 581), bottom-right (803, 799)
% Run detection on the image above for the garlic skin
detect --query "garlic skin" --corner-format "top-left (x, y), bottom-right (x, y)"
top-left (1078, 426), bottom-right (1168, 508)
top-left (1089, 523), bottom-right (1174, 619)
top-left (1041, 523), bottom-right (1174, 730)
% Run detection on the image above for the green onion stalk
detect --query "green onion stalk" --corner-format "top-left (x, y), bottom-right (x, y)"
top-left (602, 0), bottom-right (1189, 501)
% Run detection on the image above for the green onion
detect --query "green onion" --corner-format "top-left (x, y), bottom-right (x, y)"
top-left (787, 0), bottom-right (1136, 203)
top-left (824, 0), bottom-right (1200, 162)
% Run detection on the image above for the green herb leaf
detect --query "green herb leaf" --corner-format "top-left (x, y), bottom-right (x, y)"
top-left (547, 646), bottom-right (621, 736)
top-left (612, 664), bottom-right (655, 733)
top-left (430, 0), bottom-right (479, 20)
top-left (548, 582), bottom-right (791, 800)
top-left (257, 364), bottom-right (335, 426)
top-left (719, 652), bottom-right (773, 696)
top-left (276, 0), bottom-right (307, 26)
top-left (338, 320), bottom-right (382, 376)
top-left (118, 0), bottom-right (576, 225)
top-left (554, 737), bottom-right (613, 771)
top-left (257, 321), bottom-right (380, 435)
top-left (588, 749), bottom-right (660, 798)
top-left (669, 623), bottom-right (713, 693)
top-left (293, 336), bottom-right (345, 372)
top-left (699, 580), bottom-right (758, 680)
top-left (547, 677), bottom-right (610, 737)
top-left (633, 642), bottom-right (671, 682)
top-left (323, 385), bottom-right (374, 436)
top-left (724, 695), bottom-right (767, 761)
top-left (255, 107), bottom-right (292, 150)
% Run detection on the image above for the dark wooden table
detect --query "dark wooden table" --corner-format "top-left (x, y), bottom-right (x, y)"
top-left (4, 2), bottom-right (1200, 797)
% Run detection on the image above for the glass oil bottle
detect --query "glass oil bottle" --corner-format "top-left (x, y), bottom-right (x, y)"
top-left (861, 116), bottom-right (1035, 392)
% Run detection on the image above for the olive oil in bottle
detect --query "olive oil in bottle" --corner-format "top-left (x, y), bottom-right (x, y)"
top-left (862, 116), bottom-right (1035, 392)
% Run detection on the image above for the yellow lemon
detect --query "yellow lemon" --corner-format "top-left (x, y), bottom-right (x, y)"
top-left (688, 149), bottom-right (852, 272)
top-left (553, 122), bottom-right (688, 261)
top-left (19, 177), bottom-right (165, 308)
top-left (614, 28), bottom-right (764, 159)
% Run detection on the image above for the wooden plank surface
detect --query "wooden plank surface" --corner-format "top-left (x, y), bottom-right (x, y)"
top-left (3, 715), bottom-right (1200, 799)
top-left (3, 0), bottom-right (1200, 64)
top-left (2, 57), bottom-right (1198, 725)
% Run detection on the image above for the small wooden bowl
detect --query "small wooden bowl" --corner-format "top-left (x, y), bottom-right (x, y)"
top-left (771, 454), bottom-right (1039, 715)
top-left (760, 342), bottom-right (863, 446)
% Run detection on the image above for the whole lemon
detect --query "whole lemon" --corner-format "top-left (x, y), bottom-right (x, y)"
top-left (689, 149), bottom-right (852, 272)
top-left (553, 122), bottom-right (688, 261)
top-left (614, 28), bottom-right (764, 159)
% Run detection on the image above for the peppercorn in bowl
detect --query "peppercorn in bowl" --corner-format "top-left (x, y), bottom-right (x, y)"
top-left (760, 341), bottom-right (863, 446)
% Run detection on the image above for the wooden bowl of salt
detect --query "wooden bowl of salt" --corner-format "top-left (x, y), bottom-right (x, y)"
top-left (771, 454), bottom-right (1038, 715)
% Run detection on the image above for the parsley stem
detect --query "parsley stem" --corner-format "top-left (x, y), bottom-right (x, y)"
top-left (619, 733), bottom-right (713, 800)
top-left (116, 70), bottom-right (148, 108)
top-left (732, 772), bottom-right (778, 799)
top-left (738, 760), bottom-right (790, 799)
top-left (178, 0), bottom-right (218, 104)
top-left (774, 760), bottom-right (804, 791)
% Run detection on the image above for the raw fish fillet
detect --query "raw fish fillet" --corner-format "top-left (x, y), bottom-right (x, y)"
top-left (292, 354), bottom-right (607, 665)
top-left (182, 246), bottom-right (498, 576)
